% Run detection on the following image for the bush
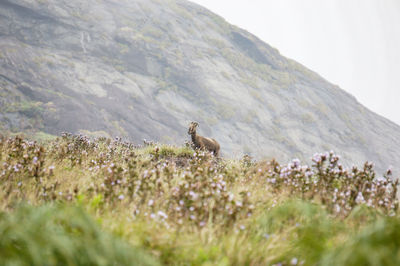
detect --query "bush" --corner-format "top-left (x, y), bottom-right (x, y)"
top-left (265, 152), bottom-right (398, 216)
top-left (322, 217), bottom-right (400, 265)
top-left (253, 200), bottom-right (341, 265)
top-left (0, 204), bottom-right (159, 266)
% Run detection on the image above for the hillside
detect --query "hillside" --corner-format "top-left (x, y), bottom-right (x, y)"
top-left (0, 0), bottom-right (400, 174)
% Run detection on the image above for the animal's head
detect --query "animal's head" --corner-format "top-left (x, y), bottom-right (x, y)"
top-left (188, 121), bottom-right (199, 135)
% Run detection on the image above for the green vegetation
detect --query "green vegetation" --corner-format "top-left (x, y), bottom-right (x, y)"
top-left (219, 46), bottom-right (297, 89)
top-left (241, 76), bottom-right (260, 90)
top-left (0, 134), bottom-right (399, 265)
top-left (165, 0), bottom-right (192, 21)
top-left (242, 109), bottom-right (257, 123)
top-left (322, 216), bottom-right (400, 265)
top-left (33, 131), bottom-right (57, 142)
top-left (149, 144), bottom-right (193, 158)
top-left (207, 13), bottom-right (231, 34)
top-left (156, 79), bottom-right (178, 95)
top-left (301, 113), bottom-right (316, 124)
top-left (216, 102), bottom-right (235, 120)
top-left (111, 120), bottom-right (128, 137)
top-left (204, 37), bottom-right (227, 50)
top-left (205, 116), bottom-right (219, 126)
top-left (0, 204), bottom-right (159, 266)
top-left (2, 101), bottom-right (43, 117)
top-left (142, 25), bottom-right (166, 40)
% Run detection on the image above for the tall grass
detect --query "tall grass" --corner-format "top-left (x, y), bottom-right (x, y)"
top-left (322, 216), bottom-right (400, 265)
top-left (0, 204), bottom-right (159, 266)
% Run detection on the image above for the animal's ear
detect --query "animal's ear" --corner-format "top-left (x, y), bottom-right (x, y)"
top-left (194, 122), bottom-right (199, 127)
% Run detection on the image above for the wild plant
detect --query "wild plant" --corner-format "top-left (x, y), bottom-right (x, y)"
top-left (264, 151), bottom-right (398, 216)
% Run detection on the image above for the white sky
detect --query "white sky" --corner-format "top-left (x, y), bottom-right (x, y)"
top-left (191, 0), bottom-right (400, 125)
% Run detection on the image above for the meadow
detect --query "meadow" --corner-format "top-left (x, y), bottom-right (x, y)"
top-left (0, 133), bottom-right (399, 265)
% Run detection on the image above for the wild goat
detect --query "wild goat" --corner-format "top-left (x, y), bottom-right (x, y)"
top-left (188, 122), bottom-right (220, 156)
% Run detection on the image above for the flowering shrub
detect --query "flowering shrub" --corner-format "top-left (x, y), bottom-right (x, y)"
top-left (0, 136), bottom-right (47, 183)
top-left (91, 148), bottom-right (253, 228)
top-left (167, 151), bottom-right (253, 227)
top-left (264, 151), bottom-right (398, 216)
top-left (1, 135), bottom-right (399, 219)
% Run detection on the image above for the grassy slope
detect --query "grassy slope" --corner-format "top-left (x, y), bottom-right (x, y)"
top-left (0, 134), bottom-right (399, 265)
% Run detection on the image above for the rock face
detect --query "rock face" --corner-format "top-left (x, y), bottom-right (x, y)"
top-left (1, 0), bottom-right (399, 173)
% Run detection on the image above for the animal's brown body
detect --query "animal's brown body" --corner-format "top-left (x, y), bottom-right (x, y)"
top-left (188, 122), bottom-right (220, 156)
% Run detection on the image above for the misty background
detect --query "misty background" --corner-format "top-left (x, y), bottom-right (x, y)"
top-left (192, 0), bottom-right (400, 125)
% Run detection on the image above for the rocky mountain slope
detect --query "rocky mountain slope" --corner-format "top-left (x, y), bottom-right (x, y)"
top-left (1, 0), bottom-right (399, 173)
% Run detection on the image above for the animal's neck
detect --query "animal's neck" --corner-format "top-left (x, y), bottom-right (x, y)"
top-left (191, 132), bottom-right (197, 144)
